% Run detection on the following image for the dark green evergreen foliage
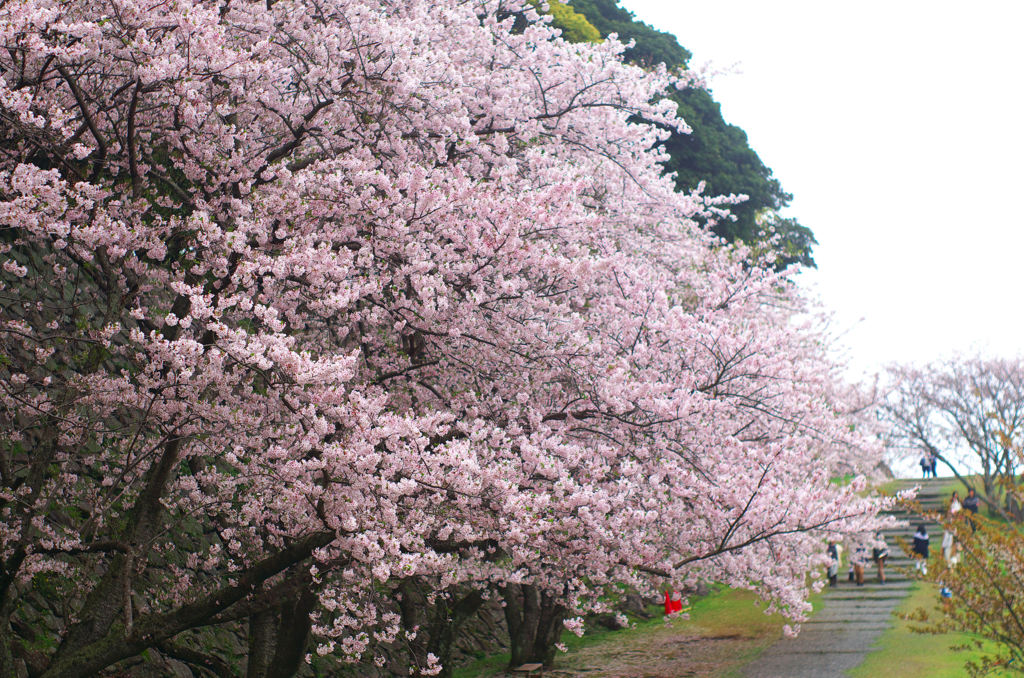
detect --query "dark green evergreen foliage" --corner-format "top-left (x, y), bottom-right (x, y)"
top-left (563, 0), bottom-right (816, 268)
top-left (565, 0), bottom-right (691, 67)
top-left (665, 88), bottom-right (817, 268)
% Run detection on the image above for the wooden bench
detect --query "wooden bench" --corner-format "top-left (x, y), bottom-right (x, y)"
top-left (511, 663), bottom-right (544, 676)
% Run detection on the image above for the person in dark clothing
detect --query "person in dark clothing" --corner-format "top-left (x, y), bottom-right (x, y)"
top-left (827, 540), bottom-right (840, 587)
top-left (963, 488), bottom-right (980, 514)
top-left (913, 524), bottom-right (929, 575)
top-left (962, 488), bottom-right (980, 532)
top-left (920, 454), bottom-right (930, 478)
top-left (929, 453), bottom-right (937, 477)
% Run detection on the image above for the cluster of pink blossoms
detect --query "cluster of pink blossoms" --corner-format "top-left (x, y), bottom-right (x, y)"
top-left (0, 0), bottom-right (891, 674)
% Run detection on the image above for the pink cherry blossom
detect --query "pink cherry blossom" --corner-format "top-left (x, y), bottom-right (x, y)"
top-left (0, 0), bottom-right (889, 675)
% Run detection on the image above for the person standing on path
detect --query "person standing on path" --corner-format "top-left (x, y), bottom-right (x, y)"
top-left (827, 540), bottom-right (840, 587)
top-left (963, 487), bottom-right (980, 531)
top-left (929, 453), bottom-right (938, 477)
top-left (920, 453), bottom-right (931, 478)
top-left (913, 524), bottom-right (930, 575)
top-left (963, 488), bottom-right (980, 514)
top-left (872, 533), bottom-right (889, 584)
top-left (852, 540), bottom-right (869, 586)
top-left (942, 490), bottom-right (961, 566)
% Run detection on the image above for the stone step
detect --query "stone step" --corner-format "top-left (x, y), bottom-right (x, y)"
top-left (881, 513), bottom-right (940, 519)
top-left (819, 598), bottom-right (909, 606)
top-left (802, 622), bottom-right (893, 632)
top-left (827, 583), bottom-right (912, 592)
top-left (813, 613), bottom-right (897, 624)
top-left (828, 582), bottom-right (913, 592)
top-left (825, 591), bottom-right (910, 600)
top-left (754, 627), bottom-right (885, 654)
top-left (880, 510), bottom-right (942, 516)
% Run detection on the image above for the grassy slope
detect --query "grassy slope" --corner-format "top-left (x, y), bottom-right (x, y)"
top-left (854, 475), bottom-right (1018, 677)
top-left (876, 474), bottom-right (974, 497)
top-left (848, 583), bottom-right (1013, 678)
top-left (453, 587), bottom-right (817, 677)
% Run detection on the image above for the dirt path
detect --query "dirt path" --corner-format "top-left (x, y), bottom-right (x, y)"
top-left (543, 626), bottom-right (777, 678)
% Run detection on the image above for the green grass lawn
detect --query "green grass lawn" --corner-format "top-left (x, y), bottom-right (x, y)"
top-left (879, 474), bottom-right (1018, 529)
top-left (876, 474), bottom-right (978, 497)
top-left (848, 582), bottom-right (1015, 678)
top-left (453, 586), bottom-right (821, 677)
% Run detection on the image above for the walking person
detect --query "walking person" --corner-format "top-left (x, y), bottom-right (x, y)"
top-left (872, 533), bottom-right (889, 584)
top-left (963, 487), bottom-right (980, 532)
top-left (943, 493), bottom-right (960, 568)
top-left (942, 527), bottom-right (959, 568)
top-left (852, 540), bottom-right (869, 586)
top-left (913, 524), bottom-right (930, 575)
top-left (827, 540), bottom-right (840, 587)
top-left (929, 453), bottom-right (938, 478)
top-left (920, 453), bottom-right (930, 479)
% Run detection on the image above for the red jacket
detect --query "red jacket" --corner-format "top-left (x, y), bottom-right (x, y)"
top-left (664, 590), bottom-right (683, 614)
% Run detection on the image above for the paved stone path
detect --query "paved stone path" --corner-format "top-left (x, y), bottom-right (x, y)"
top-left (742, 478), bottom-right (948, 678)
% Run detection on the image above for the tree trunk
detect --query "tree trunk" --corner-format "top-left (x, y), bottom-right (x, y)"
top-left (267, 584), bottom-right (317, 678)
top-left (1006, 491), bottom-right (1024, 523)
top-left (246, 580), bottom-right (317, 678)
top-left (530, 589), bottom-right (566, 667)
top-left (398, 579), bottom-right (487, 678)
top-left (246, 609), bottom-right (277, 678)
top-left (0, 628), bottom-right (15, 678)
top-left (503, 584), bottom-right (565, 669)
top-left (427, 589), bottom-right (485, 678)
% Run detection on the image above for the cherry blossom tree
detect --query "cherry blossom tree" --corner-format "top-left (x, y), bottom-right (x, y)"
top-left (883, 357), bottom-right (1024, 521)
top-left (906, 502), bottom-right (1024, 677)
top-left (0, 0), bottom-right (889, 675)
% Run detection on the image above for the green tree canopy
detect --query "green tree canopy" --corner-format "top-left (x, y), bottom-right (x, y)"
top-left (547, 0), bottom-right (601, 42)
top-left (566, 0), bottom-right (691, 67)
top-left (664, 87), bottom-right (817, 267)
top-left (557, 0), bottom-right (816, 268)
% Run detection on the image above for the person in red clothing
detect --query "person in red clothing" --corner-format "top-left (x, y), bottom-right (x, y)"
top-left (664, 589), bottom-right (684, 615)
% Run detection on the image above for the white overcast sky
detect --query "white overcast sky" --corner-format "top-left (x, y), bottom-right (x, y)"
top-left (621, 0), bottom-right (1024, 378)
